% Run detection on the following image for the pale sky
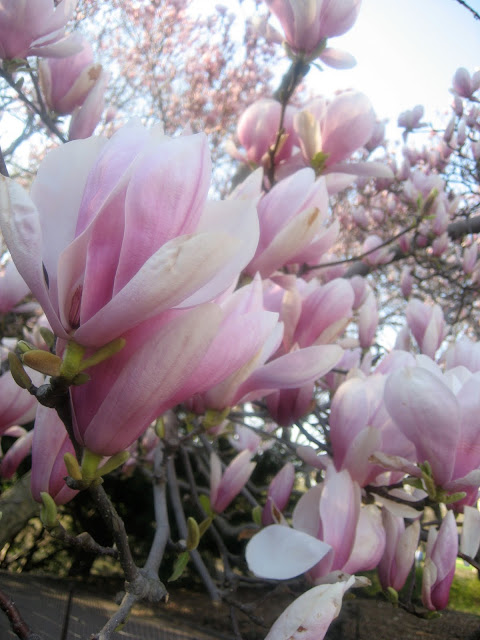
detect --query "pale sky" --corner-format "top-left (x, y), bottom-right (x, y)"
top-left (202, 0), bottom-right (480, 140)
top-left (312, 0), bottom-right (480, 129)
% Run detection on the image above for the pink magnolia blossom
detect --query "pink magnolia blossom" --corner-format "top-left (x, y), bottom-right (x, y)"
top-left (1, 123), bottom-right (261, 455)
top-left (248, 466), bottom-right (384, 584)
top-left (244, 168), bottom-right (333, 277)
top-left (0, 0), bottom-right (80, 60)
top-left (362, 235), bottom-right (394, 266)
top-left (329, 368), bottom-right (415, 486)
top-left (236, 99), bottom-right (297, 166)
top-left (39, 36), bottom-right (102, 115)
top-left (462, 243), bottom-right (478, 275)
top-left (358, 290), bottom-right (378, 349)
top-left (0, 259), bottom-right (29, 313)
top-left (405, 299), bottom-right (447, 359)
top-left (265, 0), bottom-right (362, 58)
top-left (400, 267), bottom-right (413, 298)
top-left (68, 69), bottom-right (109, 140)
top-left (31, 405), bottom-right (77, 505)
top-left (397, 105), bottom-right (425, 139)
top-left (294, 92), bottom-right (376, 172)
top-left (185, 277), bottom-right (342, 415)
top-left (293, 467), bottom-right (361, 579)
top-left (460, 506), bottom-right (480, 559)
top-left (452, 67), bottom-right (480, 99)
top-left (0, 427), bottom-right (33, 479)
top-left (260, 276), bottom-right (349, 425)
top-left (262, 462), bottom-right (295, 525)
top-left (422, 511), bottom-right (458, 610)
top-left (341, 504), bottom-right (386, 575)
top-left (384, 357), bottom-right (480, 502)
top-left (210, 450), bottom-right (256, 513)
top-left (444, 338), bottom-right (480, 372)
top-left (0, 347), bottom-right (43, 434)
top-left (0, 123), bottom-right (259, 349)
top-left (377, 509), bottom-right (420, 592)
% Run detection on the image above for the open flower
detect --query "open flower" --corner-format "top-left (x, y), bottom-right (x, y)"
top-left (0, 0), bottom-right (80, 60)
top-left (265, 0), bottom-right (362, 60)
top-left (0, 123), bottom-right (259, 349)
top-left (1, 123), bottom-right (260, 456)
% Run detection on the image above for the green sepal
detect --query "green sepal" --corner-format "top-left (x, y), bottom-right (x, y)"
top-left (186, 517), bottom-right (201, 551)
top-left (385, 587), bottom-right (399, 605)
top-left (16, 340), bottom-right (34, 354)
top-left (64, 453), bottom-right (82, 481)
top-left (252, 505), bottom-right (262, 527)
top-left (199, 494), bottom-right (213, 517)
top-left (168, 551), bottom-right (190, 582)
top-left (311, 151), bottom-right (330, 174)
top-left (204, 407), bottom-right (229, 429)
top-left (60, 341), bottom-right (85, 380)
top-left (306, 37), bottom-right (327, 62)
top-left (81, 449), bottom-right (103, 483)
top-left (79, 337), bottom-right (126, 371)
top-left (96, 451), bottom-right (129, 477)
top-left (8, 352), bottom-right (32, 389)
top-left (424, 610), bottom-right (442, 620)
top-left (71, 372), bottom-right (90, 385)
top-left (155, 417), bottom-right (165, 439)
top-left (39, 327), bottom-right (55, 349)
top-left (403, 477), bottom-right (424, 490)
top-left (40, 492), bottom-right (58, 528)
top-left (422, 188), bottom-right (439, 216)
top-left (22, 350), bottom-right (62, 377)
top-left (198, 517), bottom-right (213, 538)
top-left (444, 491), bottom-right (467, 505)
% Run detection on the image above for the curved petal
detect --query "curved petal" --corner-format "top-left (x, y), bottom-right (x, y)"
top-left (246, 524), bottom-right (331, 580)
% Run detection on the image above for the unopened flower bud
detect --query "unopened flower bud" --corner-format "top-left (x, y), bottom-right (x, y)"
top-left (22, 350), bottom-right (62, 377)
top-left (40, 492), bottom-right (58, 528)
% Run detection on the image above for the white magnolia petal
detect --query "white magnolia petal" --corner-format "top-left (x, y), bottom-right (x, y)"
top-left (246, 525), bottom-right (331, 580)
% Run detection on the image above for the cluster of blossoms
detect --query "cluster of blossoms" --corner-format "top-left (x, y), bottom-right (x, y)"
top-left (1, 1), bottom-right (480, 639)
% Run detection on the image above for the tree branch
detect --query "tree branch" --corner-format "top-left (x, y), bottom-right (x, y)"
top-left (343, 214), bottom-right (480, 278)
top-left (0, 588), bottom-right (42, 640)
top-left (453, 0), bottom-right (480, 20)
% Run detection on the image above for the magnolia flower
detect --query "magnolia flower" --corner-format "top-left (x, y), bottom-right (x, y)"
top-left (39, 36), bottom-right (101, 115)
top-left (244, 168), bottom-right (332, 277)
top-left (0, 258), bottom-right (29, 313)
top-left (265, 0), bottom-right (362, 59)
top-left (31, 405), bottom-right (77, 505)
top-left (0, 346), bottom-right (43, 435)
top-left (0, 0), bottom-right (80, 60)
top-left (1, 123), bottom-right (260, 456)
top-left (1, 123), bottom-right (259, 349)
top-left (210, 450), bottom-right (256, 513)
top-left (384, 356), bottom-right (480, 505)
top-left (262, 462), bottom-right (295, 525)
top-left (422, 511), bottom-right (458, 610)
top-left (405, 300), bottom-right (447, 359)
top-left (236, 99), bottom-right (297, 166)
top-left (378, 510), bottom-right (420, 592)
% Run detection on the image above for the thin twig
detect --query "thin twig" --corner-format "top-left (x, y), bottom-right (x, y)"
top-left (166, 456), bottom-right (220, 601)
